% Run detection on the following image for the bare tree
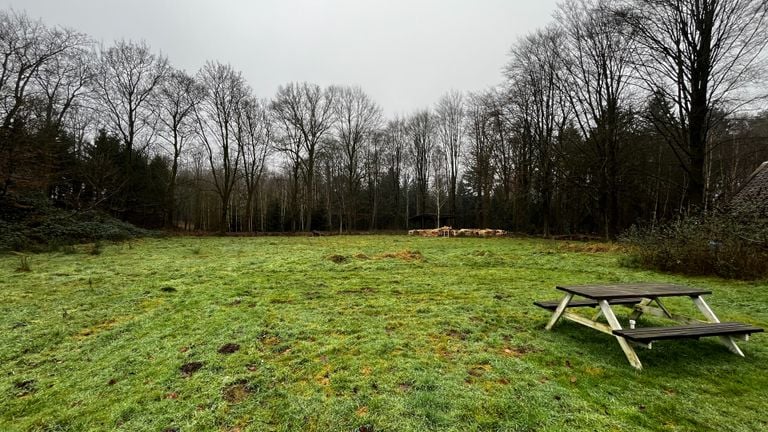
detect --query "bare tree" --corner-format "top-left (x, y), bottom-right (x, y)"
top-left (465, 91), bottom-right (498, 228)
top-left (0, 10), bottom-right (89, 195)
top-left (193, 61), bottom-right (249, 233)
top-left (383, 117), bottom-right (408, 223)
top-left (236, 96), bottom-right (272, 232)
top-left (271, 82), bottom-right (336, 231)
top-left (34, 38), bottom-right (94, 132)
top-left (619, 0), bottom-right (768, 210)
top-left (92, 39), bottom-right (169, 164)
top-left (333, 85), bottom-right (382, 231)
top-left (155, 69), bottom-right (204, 227)
top-left (556, 0), bottom-right (636, 237)
top-left (407, 110), bottom-right (435, 217)
top-left (506, 27), bottom-right (571, 236)
top-left (435, 90), bottom-right (464, 220)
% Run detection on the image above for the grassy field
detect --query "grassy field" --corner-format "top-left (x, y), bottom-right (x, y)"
top-left (1, 236), bottom-right (767, 432)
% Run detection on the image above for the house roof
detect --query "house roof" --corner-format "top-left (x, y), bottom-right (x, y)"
top-left (730, 161), bottom-right (768, 216)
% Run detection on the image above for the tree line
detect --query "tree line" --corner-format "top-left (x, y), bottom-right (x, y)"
top-left (1, 0), bottom-right (767, 236)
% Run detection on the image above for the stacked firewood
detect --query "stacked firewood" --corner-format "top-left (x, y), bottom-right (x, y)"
top-left (408, 227), bottom-right (507, 237)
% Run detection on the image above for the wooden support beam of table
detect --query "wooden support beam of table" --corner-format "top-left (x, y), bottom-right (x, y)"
top-left (562, 311), bottom-right (613, 335)
top-left (629, 298), bottom-right (652, 321)
top-left (691, 296), bottom-right (744, 357)
top-left (545, 293), bottom-right (573, 331)
top-left (632, 304), bottom-right (704, 324)
top-left (598, 300), bottom-right (643, 370)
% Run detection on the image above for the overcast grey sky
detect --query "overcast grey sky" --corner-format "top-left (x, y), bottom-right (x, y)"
top-left (1, 0), bottom-right (559, 115)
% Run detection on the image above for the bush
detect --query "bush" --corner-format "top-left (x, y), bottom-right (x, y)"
top-left (620, 213), bottom-right (768, 280)
top-left (0, 195), bottom-right (159, 252)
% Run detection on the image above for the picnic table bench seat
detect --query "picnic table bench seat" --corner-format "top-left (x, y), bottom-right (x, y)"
top-left (613, 322), bottom-right (764, 343)
top-left (533, 297), bottom-right (644, 311)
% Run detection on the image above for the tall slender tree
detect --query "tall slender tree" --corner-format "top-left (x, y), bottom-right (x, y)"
top-left (193, 61), bottom-right (248, 233)
top-left (435, 90), bottom-right (464, 220)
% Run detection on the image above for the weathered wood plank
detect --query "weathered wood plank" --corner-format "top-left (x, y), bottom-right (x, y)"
top-left (534, 297), bottom-right (644, 311)
top-left (613, 322), bottom-right (763, 343)
top-left (556, 283), bottom-right (711, 300)
top-left (545, 293), bottom-right (573, 331)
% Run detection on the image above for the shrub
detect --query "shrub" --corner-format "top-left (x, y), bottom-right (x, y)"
top-left (0, 195), bottom-right (159, 252)
top-left (620, 213), bottom-right (768, 280)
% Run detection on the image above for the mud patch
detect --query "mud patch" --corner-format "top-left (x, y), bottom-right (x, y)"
top-left (218, 343), bottom-right (241, 354)
top-left (180, 361), bottom-right (203, 376)
top-left (14, 379), bottom-right (36, 397)
top-left (444, 328), bottom-right (468, 340)
top-left (222, 379), bottom-right (252, 403)
top-left (269, 297), bottom-right (293, 304)
top-left (467, 364), bottom-right (492, 377)
top-left (340, 287), bottom-right (377, 295)
top-left (327, 254), bottom-right (348, 264)
top-left (377, 250), bottom-right (423, 261)
top-left (502, 345), bottom-right (538, 357)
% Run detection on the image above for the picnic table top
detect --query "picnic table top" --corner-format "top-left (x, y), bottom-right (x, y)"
top-left (556, 283), bottom-right (711, 300)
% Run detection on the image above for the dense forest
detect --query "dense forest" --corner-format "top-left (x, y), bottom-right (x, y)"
top-left (1, 0), bottom-right (767, 237)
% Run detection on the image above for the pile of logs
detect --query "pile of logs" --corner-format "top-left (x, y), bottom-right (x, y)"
top-left (408, 227), bottom-right (508, 238)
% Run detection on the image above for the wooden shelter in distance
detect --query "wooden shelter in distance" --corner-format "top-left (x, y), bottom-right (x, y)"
top-left (729, 161), bottom-right (768, 217)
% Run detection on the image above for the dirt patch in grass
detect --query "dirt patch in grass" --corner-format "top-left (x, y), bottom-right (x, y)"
top-left (559, 242), bottom-right (625, 253)
top-left (444, 328), bottom-right (468, 340)
top-left (222, 380), bottom-right (252, 403)
top-left (269, 297), bottom-right (293, 304)
top-left (340, 286), bottom-right (377, 294)
top-left (180, 361), bottom-right (203, 376)
top-left (218, 343), bottom-right (241, 354)
top-left (327, 254), bottom-right (349, 264)
top-left (14, 379), bottom-right (37, 397)
top-left (468, 364), bottom-right (492, 377)
top-left (354, 253), bottom-right (370, 260)
top-left (75, 317), bottom-right (128, 339)
top-left (376, 249), bottom-right (423, 261)
top-left (502, 345), bottom-right (538, 357)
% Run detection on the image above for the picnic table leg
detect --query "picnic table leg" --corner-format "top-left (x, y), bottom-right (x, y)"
top-left (691, 296), bottom-right (745, 357)
top-left (545, 293), bottom-right (573, 331)
top-left (629, 298), bottom-right (653, 321)
top-left (598, 300), bottom-right (643, 370)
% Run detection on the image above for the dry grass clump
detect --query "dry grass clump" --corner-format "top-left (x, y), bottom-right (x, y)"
top-left (559, 242), bottom-right (625, 253)
top-left (377, 249), bottom-right (424, 261)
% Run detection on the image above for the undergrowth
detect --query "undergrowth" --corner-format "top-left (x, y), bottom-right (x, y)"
top-left (620, 213), bottom-right (768, 280)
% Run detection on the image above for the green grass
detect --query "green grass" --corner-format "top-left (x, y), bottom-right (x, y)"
top-left (1, 236), bottom-right (767, 432)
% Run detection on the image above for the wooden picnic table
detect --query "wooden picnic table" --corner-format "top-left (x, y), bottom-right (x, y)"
top-left (535, 283), bottom-right (763, 370)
